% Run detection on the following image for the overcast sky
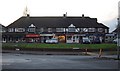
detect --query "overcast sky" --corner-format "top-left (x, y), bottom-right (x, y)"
top-left (0, 0), bottom-right (119, 32)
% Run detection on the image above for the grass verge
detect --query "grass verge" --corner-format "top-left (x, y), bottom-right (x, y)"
top-left (2, 43), bottom-right (117, 49)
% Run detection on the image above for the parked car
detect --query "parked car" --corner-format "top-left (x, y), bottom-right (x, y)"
top-left (46, 38), bottom-right (58, 44)
top-left (93, 37), bottom-right (101, 44)
top-left (113, 38), bottom-right (118, 44)
top-left (82, 37), bottom-right (90, 44)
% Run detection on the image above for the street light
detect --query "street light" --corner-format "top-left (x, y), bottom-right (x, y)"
top-left (117, 1), bottom-right (120, 60)
top-left (117, 18), bottom-right (120, 60)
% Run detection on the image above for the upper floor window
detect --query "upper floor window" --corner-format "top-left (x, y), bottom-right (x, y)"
top-left (88, 28), bottom-right (95, 32)
top-left (56, 28), bottom-right (65, 32)
top-left (0, 29), bottom-right (6, 32)
top-left (40, 28), bottom-right (44, 33)
top-left (28, 28), bottom-right (35, 32)
top-left (105, 29), bottom-right (108, 33)
top-left (48, 28), bottom-right (52, 32)
top-left (98, 28), bottom-right (103, 32)
top-left (28, 24), bottom-right (36, 32)
top-left (15, 28), bottom-right (25, 32)
top-left (68, 24), bottom-right (76, 32)
top-left (8, 28), bottom-right (14, 32)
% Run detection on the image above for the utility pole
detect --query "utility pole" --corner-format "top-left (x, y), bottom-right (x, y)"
top-left (117, 1), bottom-right (120, 60)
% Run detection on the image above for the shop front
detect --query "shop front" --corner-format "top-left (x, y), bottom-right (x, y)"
top-left (66, 34), bottom-right (80, 43)
top-left (40, 34), bottom-right (55, 43)
top-left (26, 34), bottom-right (40, 43)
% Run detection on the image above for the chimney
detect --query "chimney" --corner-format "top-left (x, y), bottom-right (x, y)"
top-left (27, 14), bottom-right (30, 17)
top-left (82, 14), bottom-right (84, 18)
top-left (63, 12), bottom-right (67, 18)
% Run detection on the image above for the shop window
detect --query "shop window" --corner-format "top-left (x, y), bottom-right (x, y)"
top-left (67, 36), bottom-right (72, 40)
top-left (58, 36), bottom-right (65, 41)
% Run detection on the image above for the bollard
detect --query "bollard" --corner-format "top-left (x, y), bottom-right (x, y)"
top-left (98, 48), bottom-right (102, 58)
top-left (85, 48), bottom-right (88, 55)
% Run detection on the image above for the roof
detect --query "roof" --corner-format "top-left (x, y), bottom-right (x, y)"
top-left (0, 24), bottom-right (6, 29)
top-left (112, 27), bottom-right (120, 33)
top-left (7, 16), bottom-right (109, 29)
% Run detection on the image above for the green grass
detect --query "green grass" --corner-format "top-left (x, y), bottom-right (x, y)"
top-left (2, 43), bottom-right (117, 49)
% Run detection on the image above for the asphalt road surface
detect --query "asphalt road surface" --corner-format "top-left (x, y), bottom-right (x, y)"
top-left (1, 53), bottom-right (119, 69)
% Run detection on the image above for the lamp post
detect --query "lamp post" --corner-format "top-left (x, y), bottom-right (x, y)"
top-left (117, 1), bottom-right (120, 60)
top-left (117, 18), bottom-right (120, 60)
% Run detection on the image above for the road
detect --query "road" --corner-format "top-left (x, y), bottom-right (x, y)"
top-left (1, 53), bottom-right (119, 69)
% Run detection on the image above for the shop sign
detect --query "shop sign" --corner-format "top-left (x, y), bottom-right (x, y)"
top-left (26, 34), bottom-right (40, 37)
top-left (40, 34), bottom-right (55, 36)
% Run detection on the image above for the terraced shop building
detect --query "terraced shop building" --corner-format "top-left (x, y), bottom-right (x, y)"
top-left (3, 14), bottom-right (109, 43)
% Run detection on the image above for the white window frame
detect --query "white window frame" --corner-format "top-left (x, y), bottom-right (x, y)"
top-left (88, 28), bottom-right (95, 32)
top-left (15, 28), bottom-right (25, 32)
top-left (8, 28), bottom-right (14, 32)
top-left (48, 28), bottom-right (52, 32)
top-left (56, 28), bottom-right (64, 32)
top-left (28, 28), bottom-right (35, 32)
top-left (105, 29), bottom-right (108, 33)
top-left (98, 28), bottom-right (103, 32)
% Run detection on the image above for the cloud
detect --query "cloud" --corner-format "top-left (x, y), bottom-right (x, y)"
top-left (103, 17), bottom-right (118, 33)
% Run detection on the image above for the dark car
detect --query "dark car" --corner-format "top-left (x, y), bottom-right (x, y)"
top-left (93, 37), bottom-right (101, 44)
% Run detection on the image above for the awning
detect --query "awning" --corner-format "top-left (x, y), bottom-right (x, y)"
top-left (26, 34), bottom-right (40, 38)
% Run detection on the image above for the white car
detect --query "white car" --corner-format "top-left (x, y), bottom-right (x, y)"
top-left (82, 37), bottom-right (91, 44)
top-left (46, 38), bottom-right (58, 44)
top-left (113, 38), bottom-right (118, 44)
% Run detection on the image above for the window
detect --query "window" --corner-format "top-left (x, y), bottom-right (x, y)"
top-left (68, 27), bottom-right (76, 32)
top-left (105, 29), bottom-right (108, 33)
top-left (40, 28), bottom-right (44, 33)
top-left (8, 28), bottom-right (14, 32)
top-left (98, 28), bottom-right (103, 32)
top-left (28, 28), bottom-right (35, 32)
top-left (56, 28), bottom-right (64, 32)
top-left (88, 28), bottom-right (95, 32)
top-left (48, 28), bottom-right (52, 32)
top-left (68, 24), bottom-right (76, 32)
top-left (67, 36), bottom-right (72, 40)
top-left (15, 28), bottom-right (25, 32)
